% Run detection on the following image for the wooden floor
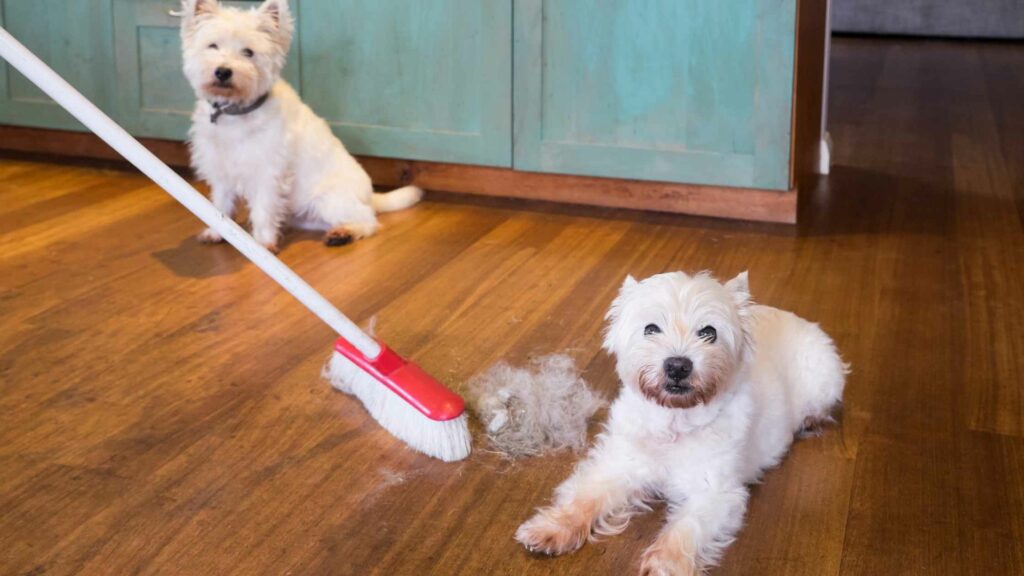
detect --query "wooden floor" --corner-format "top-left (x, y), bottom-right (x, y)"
top-left (2, 37), bottom-right (1023, 575)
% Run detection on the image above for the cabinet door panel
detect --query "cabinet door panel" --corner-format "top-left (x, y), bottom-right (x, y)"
top-left (112, 0), bottom-right (301, 140)
top-left (299, 0), bottom-right (512, 167)
top-left (0, 1), bottom-right (117, 131)
top-left (514, 0), bottom-right (795, 190)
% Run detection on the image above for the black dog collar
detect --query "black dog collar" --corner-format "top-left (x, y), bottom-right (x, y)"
top-left (209, 92), bottom-right (270, 124)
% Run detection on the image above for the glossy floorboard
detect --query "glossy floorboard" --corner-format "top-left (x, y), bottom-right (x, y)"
top-left (1, 37), bottom-right (1022, 575)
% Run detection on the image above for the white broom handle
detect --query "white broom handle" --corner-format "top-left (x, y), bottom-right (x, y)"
top-left (0, 27), bottom-right (381, 358)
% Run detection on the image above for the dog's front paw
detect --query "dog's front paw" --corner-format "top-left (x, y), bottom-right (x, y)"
top-left (251, 228), bottom-right (280, 254)
top-left (515, 506), bottom-right (591, 557)
top-left (639, 539), bottom-right (699, 576)
top-left (197, 228), bottom-right (224, 244)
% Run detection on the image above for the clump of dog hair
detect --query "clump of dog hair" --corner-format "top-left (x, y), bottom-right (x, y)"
top-left (467, 354), bottom-right (606, 458)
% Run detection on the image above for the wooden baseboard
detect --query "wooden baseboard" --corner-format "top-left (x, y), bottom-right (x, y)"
top-left (0, 124), bottom-right (797, 224)
top-left (360, 158), bottom-right (797, 223)
top-left (0, 125), bottom-right (192, 167)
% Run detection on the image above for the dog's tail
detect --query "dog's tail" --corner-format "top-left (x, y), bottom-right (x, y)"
top-left (372, 185), bottom-right (423, 213)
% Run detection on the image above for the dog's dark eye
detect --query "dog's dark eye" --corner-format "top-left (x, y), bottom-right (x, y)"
top-left (644, 324), bottom-right (662, 336)
top-left (207, 43), bottom-right (218, 50)
top-left (242, 48), bottom-right (254, 58)
top-left (698, 326), bottom-right (717, 343)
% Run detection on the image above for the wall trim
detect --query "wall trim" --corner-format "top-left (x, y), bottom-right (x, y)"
top-left (0, 124), bottom-right (797, 224)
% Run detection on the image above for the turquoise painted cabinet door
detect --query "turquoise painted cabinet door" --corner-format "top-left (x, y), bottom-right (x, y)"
top-left (298, 0), bottom-right (512, 167)
top-left (514, 0), bottom-right (796, 190)
top-left (0, 0), bottom-right (117, 131)
top-left (112, 0), bottom-right (301, 141)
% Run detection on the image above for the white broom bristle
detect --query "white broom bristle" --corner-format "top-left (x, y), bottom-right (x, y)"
top-left (323, 352), bottom-right (472, 462)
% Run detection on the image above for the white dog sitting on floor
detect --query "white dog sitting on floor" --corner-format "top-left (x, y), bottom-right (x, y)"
top-left (516, 271), bottom-right (847, 575)
top-left (181, 0), bottom-right (422, 252)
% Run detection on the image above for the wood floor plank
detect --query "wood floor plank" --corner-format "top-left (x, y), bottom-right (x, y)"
top-left (839, 434), bottom-right (965, 575)
top-left (0, 183), bottom-right (168, 260)
top-left (948, 54), bottom-right (1024, 436)
top-left (828, 38), bottom-right (968, 576)
top-left (956, 431), bottom-right (1024, 575)
top-left (0, 164), bottom-right (117, 212)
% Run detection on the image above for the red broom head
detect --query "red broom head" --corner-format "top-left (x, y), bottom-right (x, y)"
top-left (333, 337), bottom-right (465, 421)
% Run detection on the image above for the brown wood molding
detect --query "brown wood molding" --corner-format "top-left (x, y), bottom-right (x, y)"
top-left (0, 124), bottom-right (797, 224)
top-left (0, 125), bottom-right (193, 167)
top-left (790, 0), bottom-right (828, 192)
top-left (361, 157), bottom-right (797, 224)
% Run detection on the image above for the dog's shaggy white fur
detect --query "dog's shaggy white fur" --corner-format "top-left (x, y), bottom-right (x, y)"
top-left (181, 0), bottom-right (422, 252)
top-left (516, 271), bottom-right (847, 575)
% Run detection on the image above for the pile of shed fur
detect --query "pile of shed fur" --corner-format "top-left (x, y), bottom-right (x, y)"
top-left (467, 354), bottom-right (606, 458)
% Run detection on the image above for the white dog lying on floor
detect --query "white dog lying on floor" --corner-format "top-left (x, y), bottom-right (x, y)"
top-left (181, 0), bottom-right (422, 252)
top-left (516, 271), bottom-right (847, 575)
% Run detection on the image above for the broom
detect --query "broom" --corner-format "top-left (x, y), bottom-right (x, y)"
top-left (0, 27), bottom-right (471, 462)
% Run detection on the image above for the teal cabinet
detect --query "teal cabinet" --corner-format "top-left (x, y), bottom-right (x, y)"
top-left (298, 0), bottom-right (512, 167)
top-left (1, 1), bottom-right (818, 211)
top-left (112, 0), bottom-right (301, 141)
top-left (0, 0), bottom-right (117, 131)
top-left (513, 0), bottom-right (796, 190)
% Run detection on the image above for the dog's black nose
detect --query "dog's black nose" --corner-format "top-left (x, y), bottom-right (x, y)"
top-left (663, 356), bottom-right (693, 382)
top-left (214, 67), bottom-right (233, 82)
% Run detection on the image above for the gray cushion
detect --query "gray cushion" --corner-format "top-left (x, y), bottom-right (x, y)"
top-left (832, 0), bottom-right (1024, 39)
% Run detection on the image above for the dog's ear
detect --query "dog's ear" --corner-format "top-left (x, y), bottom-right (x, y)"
top-left (183, 0), bottom-right (219, 20)
top-left (725, 271), bottom-right (755, 355)
top-left (180, 0), bottom-right (218, 38)
top-left (194, 0), bottom-right (219, 16)
top-left (724, 270), bottom-right (751, 311)
top-left (258, 0), bottom-right (287, 24)
top-left (258, 0), bottom-right (294, 47)
top-left (601, 275), bottom-right (639, 354)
